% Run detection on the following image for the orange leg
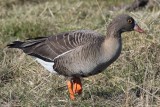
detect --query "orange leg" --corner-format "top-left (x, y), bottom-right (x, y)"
top-left (67, 80), bottom-right (75, 100)
top-left (73, 78), bottom-right (82, 95)
top-left (67, 77), bottom-right (82, 100)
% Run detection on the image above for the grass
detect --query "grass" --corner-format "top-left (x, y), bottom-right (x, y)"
top-left (0, 0), bottom-right (160, 106)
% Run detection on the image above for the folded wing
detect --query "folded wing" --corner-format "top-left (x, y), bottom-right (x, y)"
top-left (7, 30), bottom-right (103, 62)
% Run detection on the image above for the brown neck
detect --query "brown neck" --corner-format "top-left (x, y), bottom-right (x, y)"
top-left (101, 34), bottom-right (122, 63)
top-left (106, 22), bottom-right (122, 39)
top-left (103, 22), bottom-right (122, 55)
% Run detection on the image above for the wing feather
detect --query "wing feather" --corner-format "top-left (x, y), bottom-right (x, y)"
top-left (8, 30), bottom-right (103, 61)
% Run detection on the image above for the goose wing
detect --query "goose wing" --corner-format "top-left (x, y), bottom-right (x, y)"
top-left (8, 30), bottom-right (103, 62)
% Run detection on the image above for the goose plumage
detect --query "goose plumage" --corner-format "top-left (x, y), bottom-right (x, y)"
top-left (7, 14), bottom-right (144, 100)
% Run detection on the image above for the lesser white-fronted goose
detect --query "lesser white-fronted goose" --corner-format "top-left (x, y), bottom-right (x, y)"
top-left (7, 14), bottom-right (144, 100)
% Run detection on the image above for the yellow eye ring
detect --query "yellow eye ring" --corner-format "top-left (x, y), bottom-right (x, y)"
top-left (128, 19), bottom-right (132, 24)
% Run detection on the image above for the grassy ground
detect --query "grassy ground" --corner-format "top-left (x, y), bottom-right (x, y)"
top-left (0, 0), bottom-right (160, 106)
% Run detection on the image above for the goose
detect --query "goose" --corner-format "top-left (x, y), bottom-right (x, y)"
top-left (7, 14), bottom-right (144, 100)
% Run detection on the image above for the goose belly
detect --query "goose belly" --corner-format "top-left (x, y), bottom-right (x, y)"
top-left (53, 54), bottom-right (108, 77)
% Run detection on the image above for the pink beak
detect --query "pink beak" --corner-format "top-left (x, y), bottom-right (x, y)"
top-left (134, 24), bottom-right (144, 33)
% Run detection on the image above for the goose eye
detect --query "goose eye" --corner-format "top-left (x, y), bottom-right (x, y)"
top-left (128, 19), bottom-right (133, 24)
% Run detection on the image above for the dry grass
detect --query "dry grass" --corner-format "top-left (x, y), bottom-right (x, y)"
top-left (0, 0), bottom-right (160, 106)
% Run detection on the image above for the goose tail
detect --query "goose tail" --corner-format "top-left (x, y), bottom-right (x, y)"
top-left (7, 41), bottom-right (24, 49)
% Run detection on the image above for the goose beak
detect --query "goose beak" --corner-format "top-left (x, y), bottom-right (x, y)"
top-left (134, 24), bottom-right (144, 33)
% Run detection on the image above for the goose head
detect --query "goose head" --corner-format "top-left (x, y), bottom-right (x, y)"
top-left (107, 14), bottom-right (144, 37)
